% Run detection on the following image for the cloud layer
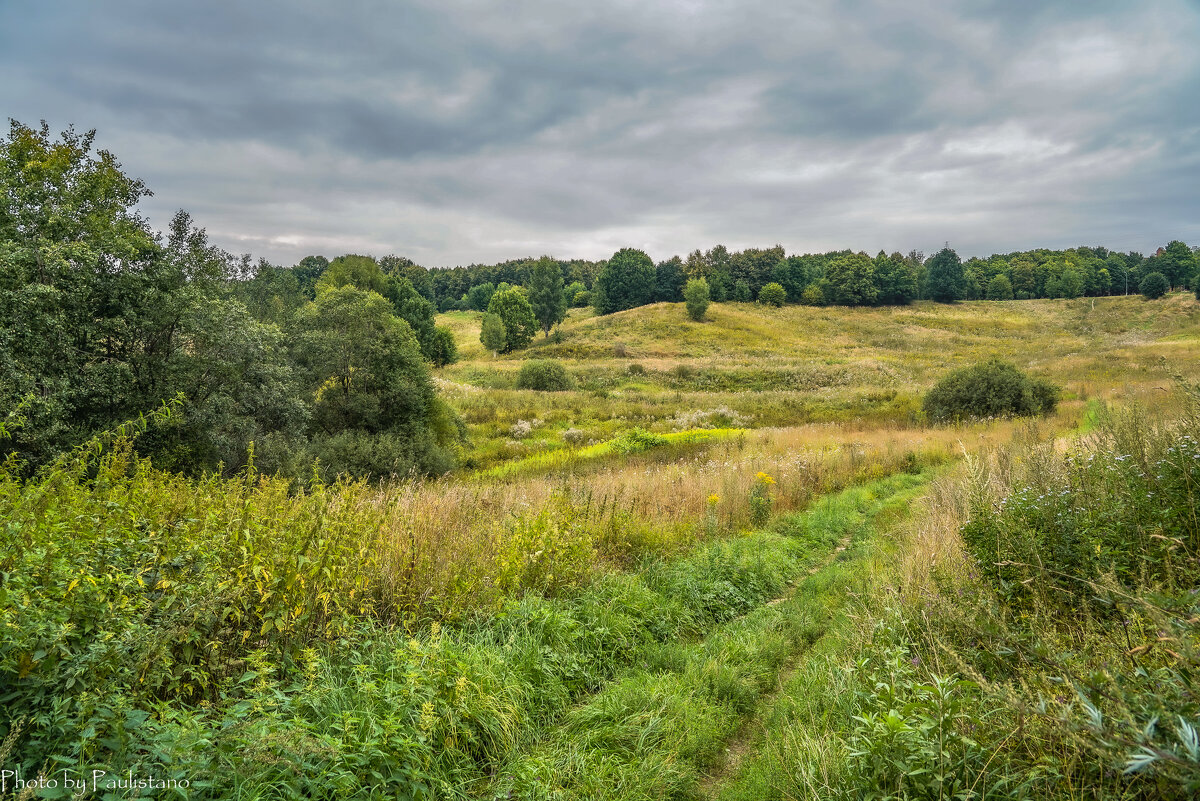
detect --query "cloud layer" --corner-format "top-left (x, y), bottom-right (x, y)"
top-left (2, 0), bottom-right (1198, 266)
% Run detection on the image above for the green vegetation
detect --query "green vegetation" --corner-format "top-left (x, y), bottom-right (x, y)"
top-left (923, 359), bottom-right (1059, 422)
top-left (5, 119), bottom-right (1200, 799)
top-left (685, 277), bottom-right (711, 320)
top-left (516, 359), bottom-right (575, 391)
top-left (1141, 271), bottom-right (1170, 299)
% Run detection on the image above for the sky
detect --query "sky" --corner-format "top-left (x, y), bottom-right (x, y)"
top-left (2, 0), bottom-right (1198, 268)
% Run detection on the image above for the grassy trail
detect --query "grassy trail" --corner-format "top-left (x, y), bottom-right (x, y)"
top-left (487, 470), bottom-right (932, 800)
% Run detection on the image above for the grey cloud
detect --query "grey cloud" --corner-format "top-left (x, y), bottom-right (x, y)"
top-left (1, 0), bottom-right (1198, 267)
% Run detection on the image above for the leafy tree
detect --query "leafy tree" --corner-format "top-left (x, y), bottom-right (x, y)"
top-left (986, 274), bottom-right (1014, 300)
top-left (380, 254), bottom-right (434, 301)
top-left (825, 253), bottom-right (878, 306)
top-left (683, 278), bottom-right (710, 321)
top-left (926, 247), bottom-right (965, 302)
top-left (527, 256), bottom-right (567, 336)
top-left (1159, 241), bottom-right (1197, 289)
top-left (732, 280), bottom-right (752, 302)
top-left (653, 256), bottom-right (687, 302)
top-left (594, 248), bottom-right (655, 314)
top-left (564, 281), bottom-right (586, 306)
top-left (873, 251), bottom-right (917, 305)
top-left (294, 255), bottom-right (328, 298)
top-left (770, 257), bottom-right (811, 301)
top-left (317, 254), bottom-right (388, 295)
top-left (757, 282), bottom-right (787, 307)
top-left (480, 312), bottom-right (507, 355)
top-left (295, 286), bottom-right (458, 478)
top-left (466, 282), bottom-right (496, 311)
top-left (1140, 272), bottom-right (1169, 300)
top-left (487, 287), bottom-right (536, 351)
top-left (801, 283), bottom-right (826, 306)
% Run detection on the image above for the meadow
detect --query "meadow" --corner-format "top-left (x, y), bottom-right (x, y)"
top-left (3, 293), bottom-right (1200, 799)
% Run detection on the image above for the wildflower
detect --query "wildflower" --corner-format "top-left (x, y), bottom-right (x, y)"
top-left (707, 494), bottom-right (720, 505)
top-left (755, 471), bottom-right (775, 485)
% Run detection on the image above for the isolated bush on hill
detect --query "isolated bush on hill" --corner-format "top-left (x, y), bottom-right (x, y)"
top-left (517, 359), bottom-right (575, 391)
top-left (757, 282), bottom-right (786, 307)
top-left (684, 278), bottom-right (710, 321)
top-left (1139, 271), bottom-right (1169, 300)
top-left (923, 359), bottom-right (1059, 422)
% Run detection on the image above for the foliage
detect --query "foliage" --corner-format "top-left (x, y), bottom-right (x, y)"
top-left (516, 359), bottom-right (575, 391)
top-left (684, 278), bottom-right (711, 321)
top-left (594, 248), bottom-right (656, 314)
top-left (801, 283), bottom-right (826, 306)
top-left (748, 471), bottom-right (775, 527)
top-left (480, 311), bottom-right (507, 355)
top-left (825, 253), bottom-right (878, 306)
top-left (654, 256), bottom-right (687, 302)
top-left (1141, 271), bottom-right (1169, 299)
top-left (486, 287), bottom-right (537, 352)
top-left (527, 256), bottom-right (567, 336)
top-left (757, 282), bottom-right (787, 307)
top-left (733, 280), bottom-right (752, 302)
top-left (926, 247), bottom-right (966, 302)
top-left (466, 281), bottom-right (497, 311)
top-left (873, 251), bottom-right (917, 305)
top-left (564, 281), bottom-right (587, 306)
top-left (923, 359), bottom-right (1059, 422)
top-left (986, 273), bottom-right (1014, 300)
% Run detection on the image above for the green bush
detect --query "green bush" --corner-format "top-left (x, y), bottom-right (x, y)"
top-left (923, 359), bottom-right (1059, 422)
top-left (1140, 271), bottom-right (1169, 299)
top-left (517, 359), bottom-right (575, 391)
top-left (757, 282), bottom-right (786, 307)
top-left (683, 278), bottom-right (710, 321)
top-left (801, 283), bottom-right (825, 306)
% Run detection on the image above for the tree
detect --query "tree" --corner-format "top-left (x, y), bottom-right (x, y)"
top-left (873, 251), bottom-right (917, 305)
top-left (924, 360), bottom-right (1058, 422)
top-left (480, 312), bottom-right (507, 355)
top-left (757, 282), bottom-right (786, 307)
top-left (594, 248), bottom-right (655, 314)
top-left (986, 274), bottom-right (1014, 300)
top-left (926, 247), bottom-right (965, 303)
top-left (824, 253), bottom-right (878, 306)
top-left (487, 287), bottom-right (537, 351)
top-left (564, 281), bottom-right (586, 306)
top-left (466, 282), bottom-right (496, 311)
top-left (1159, 241), bottom-right (1197, 289)
top-left (294, 255), bottom-right (329, 298)
top-left (653, 256), bottom-right (687, 302)
top-left (317, 254), bottom-right (388, 295)
top-left (380, 254), bottom-right (434, 301)
top-left (527, 256), bottom-right (567, 336)
top-left (683, 278), bottom-right (710, 321)
top-left (1140, 272), bottom-right (1169, 300)
top-left (296, 286), bottom-right (458, 479)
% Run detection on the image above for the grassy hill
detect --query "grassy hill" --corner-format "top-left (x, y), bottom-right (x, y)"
top-left (438, 294), bottom-right (1200, 468)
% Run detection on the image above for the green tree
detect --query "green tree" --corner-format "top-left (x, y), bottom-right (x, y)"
top-left (873, 251), bottom-right (917, 305)
top-left (296, 286), bottom-right (458, 478)
top-left (480, 312), bottom-right (507, 355)
top-left (317, 254), bottom-right (388, 295)
top-left (527, 256), bottom-right (567, 336)
top-left (986, 274), bottom-right (1014, 300)
top-left (380, 254), bottom-right (434, 301)
top-left (683, 278), bottom-right (710, 321)
top-left (653, 256), bottom-right (687, 302)
top-left (564, 281), bottom-right (586, 306)
top-left (1140, 271), bottom-right (1169, 300)
top-left (466, 282), bottom-right (496, 311)
top-left (825, 252), bottom-right (878, 306)
top-left (1159, 241), bottom-right (1197, 289)
top-left (926, 247), bottom-right (966, 302)
top-left (757, 282), bottom-right (787, 306)
top-left (294, 255), bottom-right (328, 298)
top-left (594, 248), bottom-right (655, 314)
top-left (487, 287), bottom-right (537, 351)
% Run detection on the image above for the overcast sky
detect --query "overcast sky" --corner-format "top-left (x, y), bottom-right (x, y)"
top-left (2, 0), bottom-right (1198, 267)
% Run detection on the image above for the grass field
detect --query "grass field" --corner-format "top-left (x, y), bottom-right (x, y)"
top-left (4, 294), bottom-right (1200, 798)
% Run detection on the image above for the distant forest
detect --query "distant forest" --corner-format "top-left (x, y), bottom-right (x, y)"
top-left (3, 121), bottom-right (1198, 483)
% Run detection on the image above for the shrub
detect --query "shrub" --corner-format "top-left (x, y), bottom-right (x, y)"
top-left (923, 359), bottom-right (1059, 422)
top-left (683, 278), bottom-right (710, 321)
top-left (801, 283), bottom-right (826, 306)
top-left (1140, 271), bottom-right (1169, 299)
top-left (757, 282), bottom-right (786, 307)
top-left (572, 290), bottom-right (592, 308)
top-left (517, 359), bottom-right (575, 391)
top-left (480, 312), bottom-right (507, 355)
top-left (733, 280), bottom-right (751, 302)
top-left (986, 274), bottom-right (1014, 300)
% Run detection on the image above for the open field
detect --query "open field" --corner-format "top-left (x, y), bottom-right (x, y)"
top-left (4, 294), bottom-right (1200, 798)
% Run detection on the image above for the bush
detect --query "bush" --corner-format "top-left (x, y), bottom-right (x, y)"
top-left (733, 280), bottom-right (751, 302)
top-left (683, 278), bottom-right (710, 321)
top-left (801, 283), bottom-right (825, 306)
top-left (1140, 271), bottom-right (1169, 299)
top-left (923, 359), bottom-right (1059, 422)
top-left (517, 359), bottom-right (575, 391)
top-left (572, 290), bottom-right (592, 308)
top-left (757, 282), bottom-right (786, 307)
top-left (986, 274), bottom-right (1014, 300)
